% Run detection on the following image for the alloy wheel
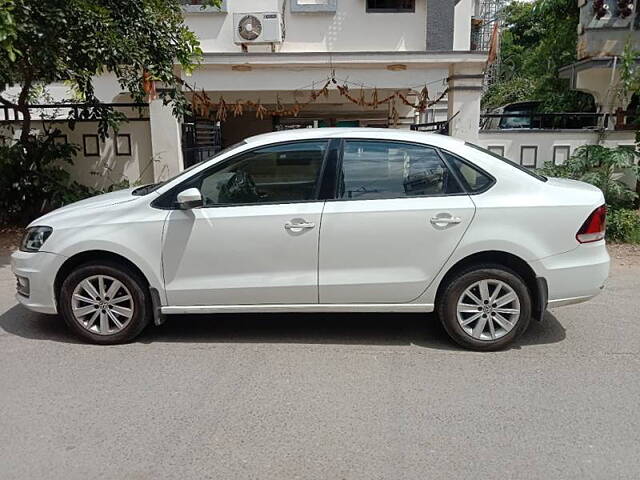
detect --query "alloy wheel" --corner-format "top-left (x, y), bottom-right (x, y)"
top-left (456, 279), bottom-right (521, 341)
top-left (71, 275), bottom-right (134, 335)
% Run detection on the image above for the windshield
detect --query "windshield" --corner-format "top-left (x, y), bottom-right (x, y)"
top-left (465, 142), bottom-right (547, 182)
top-left (132, 141), bottom-right (247, 196)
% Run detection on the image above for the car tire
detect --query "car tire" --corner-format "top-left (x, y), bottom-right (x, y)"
top-left (437, 264), bottom-right (532, 351)
top-left (59, 262), bottom-right (151, 344)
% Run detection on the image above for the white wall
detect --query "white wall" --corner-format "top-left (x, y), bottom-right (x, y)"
top-left (1, 120), bottom-right (154, 189)
top-left (1, 73), bottom-right (125, 104)
top-left (185, 0), bottom-right (429, 53)
top-left (453, 0), bottom-right (473, 50)
top-left (478, 129), bottom-right (637, 168)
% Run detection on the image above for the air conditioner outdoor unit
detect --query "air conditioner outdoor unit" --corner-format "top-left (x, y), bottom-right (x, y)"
top-left (233, 12), bottom-right (283, 45)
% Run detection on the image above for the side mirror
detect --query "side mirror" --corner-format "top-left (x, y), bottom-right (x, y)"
top-left (176, 187), bottom-right (203, 210)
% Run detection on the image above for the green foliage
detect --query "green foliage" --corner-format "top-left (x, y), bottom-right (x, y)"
top-left (617, 40), bottom-right (640, 147)
top-left (538, 145), bottom-right (640, 209)
top-left (0, 132), bottom-right (78, 224)
top-left (606, 208), bottom-right (640, 244)
top-left (0, 0), bottom-right (221, 141)
top-left (0, 0), bottom-right (18, 62)
top-left (0, 131), bottom-right (132, 225)
top-left (0, 0), bottom-right (220, 224)
top-left (617, 41), bottom-right (640, 108)
top-left (483, 0), bottom-right (594, 112)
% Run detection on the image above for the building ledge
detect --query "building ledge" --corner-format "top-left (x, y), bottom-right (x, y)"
top-left (200, 50), bottom-right (488, 67)
top-left (559, 56), bottom-right (640, 79)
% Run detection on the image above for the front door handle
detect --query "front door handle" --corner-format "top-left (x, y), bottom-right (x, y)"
top-left (430, 215), bottom-right (462, 226)
top-left (284, 221), bottom-right (316, 231)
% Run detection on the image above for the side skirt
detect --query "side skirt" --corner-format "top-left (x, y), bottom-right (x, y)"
top-left (161, 303), bottom-right (435, 314)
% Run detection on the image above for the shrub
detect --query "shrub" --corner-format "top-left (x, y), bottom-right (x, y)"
top-left (538, 145), bottom-right (640, 209)
top-left (607, 208), bottom-right (640, 244)
top-left (0, 131), bottom-right (127, 226)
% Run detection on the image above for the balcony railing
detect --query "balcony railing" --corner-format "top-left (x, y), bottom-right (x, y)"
top-left (410, 120), bottom-right (450, 134)
top-left (480, 112), bottom-right (611, 130)
top-left (614, 108), bottom-right (639, 130)
top-left (0, 103), bottom-right (149, 123)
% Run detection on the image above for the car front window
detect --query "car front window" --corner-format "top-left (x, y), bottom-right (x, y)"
top-left (199, 141), bottom-right (328, 206)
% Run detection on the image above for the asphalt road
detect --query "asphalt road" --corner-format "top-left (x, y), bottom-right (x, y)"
top-left (1, 254), bottom-right (639, 480)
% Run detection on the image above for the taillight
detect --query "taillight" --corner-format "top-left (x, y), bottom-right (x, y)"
top-left (576, 205), bottom-right (607, 243)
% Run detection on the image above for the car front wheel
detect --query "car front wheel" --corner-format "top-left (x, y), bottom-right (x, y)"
top-left (59, 262), bottom-right (151, 344)
top-left (437, 264), bottom-right (532, 351)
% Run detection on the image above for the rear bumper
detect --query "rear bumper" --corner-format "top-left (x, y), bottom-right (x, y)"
top-left (11, 250), bottom-right (65, 314)
top-left (530, 241), bottom-right (609, 308)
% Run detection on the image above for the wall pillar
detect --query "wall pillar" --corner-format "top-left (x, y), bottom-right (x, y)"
top-left (149, 99), bottom-right (183, 182)
top-left (447, 64), bottom-right (484, 143)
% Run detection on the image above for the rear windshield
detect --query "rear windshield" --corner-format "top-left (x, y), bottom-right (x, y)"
top-left (465, 142), bottom-right (547, 182)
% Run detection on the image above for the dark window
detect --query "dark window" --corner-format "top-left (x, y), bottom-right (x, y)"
top-left (199, 141), bottom-right (327, 206)
top-left (441, 151), bottom-right (494, 193)
top-left (366, 0), bottom-right (415, 12)
top-left (337, 141), bottom-right (462, 200)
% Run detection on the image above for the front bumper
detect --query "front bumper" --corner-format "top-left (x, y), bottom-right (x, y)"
top-left (530, 241), bottom-right (610, 308)
top-left (11, 250), bottom-right (66, 314)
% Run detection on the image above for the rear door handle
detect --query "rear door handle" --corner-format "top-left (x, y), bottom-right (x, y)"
top-left (430, 215), bottom-right (462, 226)
top-left (284, 221), bottom-right (316, 230)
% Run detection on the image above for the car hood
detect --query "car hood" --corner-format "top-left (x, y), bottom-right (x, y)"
top-left (30, 188), bottom-right (142, 227)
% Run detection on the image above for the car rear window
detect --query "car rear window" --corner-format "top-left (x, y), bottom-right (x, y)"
top-left (465, 142), bottom-right (547, 182)
top-left (441, 151), bottom-right (494, 193)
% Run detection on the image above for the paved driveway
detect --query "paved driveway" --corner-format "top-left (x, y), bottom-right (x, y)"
top-left (0, 253), bottom-right (639, 479)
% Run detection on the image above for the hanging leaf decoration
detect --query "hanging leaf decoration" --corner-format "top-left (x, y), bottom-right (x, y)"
top-left (255, 101), bottom-right (268, 120)
top-left (216, 96), bottom-right (227, 121)
top-left (180, 72), bottom-right (449, 124)
top-left (232, 100), bottom-right (244, 117)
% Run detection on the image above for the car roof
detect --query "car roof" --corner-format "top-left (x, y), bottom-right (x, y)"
top-left (244, 128), bottom-right (466, 150)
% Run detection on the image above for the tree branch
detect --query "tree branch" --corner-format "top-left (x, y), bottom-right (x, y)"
top-left (0, 95), bottom-right (18, 108)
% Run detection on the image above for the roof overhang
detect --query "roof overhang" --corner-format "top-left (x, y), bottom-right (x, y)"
top-left (200, 50), bottom-right (488, 68)
top-left (559, 56), bottom-right (640, 82)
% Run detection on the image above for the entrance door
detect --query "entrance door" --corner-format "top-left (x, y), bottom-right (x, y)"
top-left (319, 139), bottom-right (476, 304)
top-left (162, 140), bottom-right (329, 306)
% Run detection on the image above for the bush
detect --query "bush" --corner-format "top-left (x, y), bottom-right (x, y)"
top-left (538, 145), bottom-right (640, 209)
top-left (607, 208), bottom-right (640, 244)
top-left (0, 131), bottom-right (127, 226)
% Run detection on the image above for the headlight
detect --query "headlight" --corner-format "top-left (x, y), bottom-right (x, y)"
top-left (20, 226), bottom-right (53, 252)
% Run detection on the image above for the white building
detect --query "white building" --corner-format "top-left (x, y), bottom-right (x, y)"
top-left (2, 0), bottom-right (487, 188)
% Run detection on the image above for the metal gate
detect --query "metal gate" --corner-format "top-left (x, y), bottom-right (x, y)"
top-left (181, 115), bottom-right (222, 168)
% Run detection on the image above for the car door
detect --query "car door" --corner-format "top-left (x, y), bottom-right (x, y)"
top-left (319, 139), bottom-right (477, 304)
top-left (162, 140), bottom-right (329, 306)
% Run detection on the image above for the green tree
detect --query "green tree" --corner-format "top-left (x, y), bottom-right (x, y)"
top-left (483, 0), bottom-right (594, 112)
top-left (0, 0), bottom-right (220, 225)
top-left (0, 0), bottom-right (220, 143)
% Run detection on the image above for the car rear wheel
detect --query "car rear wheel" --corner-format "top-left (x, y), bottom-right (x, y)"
top-left (59, 262), bottom-right (151, 344)
top-left (437, 264), bottom-right (532, 351)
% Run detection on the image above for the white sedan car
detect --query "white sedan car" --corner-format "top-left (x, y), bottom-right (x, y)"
top-left (11, 129), bottom-right (609, 350)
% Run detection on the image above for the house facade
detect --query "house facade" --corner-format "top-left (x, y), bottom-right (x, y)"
top-left (4, 0), bottom-right (634, 188)
top-left (2, 0), bottom-right (488, 188)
